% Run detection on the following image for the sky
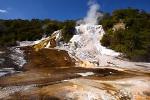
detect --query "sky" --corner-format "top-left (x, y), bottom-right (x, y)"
top-left (0, 0), bottom-right (150, 20)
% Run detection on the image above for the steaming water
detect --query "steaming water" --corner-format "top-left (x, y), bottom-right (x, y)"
top-left (58, 24), bottom-right (150, 71)
top-left (60, 24), bottom-right (119, 66)
top-left (21, 22), bottom-right (150, 71)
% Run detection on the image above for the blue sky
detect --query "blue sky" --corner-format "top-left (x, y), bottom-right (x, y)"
top-left (0, 0), bottom-right (150, 20)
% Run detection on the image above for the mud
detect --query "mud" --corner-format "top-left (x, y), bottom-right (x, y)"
top-left (0, 47), bottom-right (150, 100)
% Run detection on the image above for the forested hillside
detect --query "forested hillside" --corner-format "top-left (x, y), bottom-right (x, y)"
top-left (100, 8), bottom-right (150, 61)
top-left (0, 19), bottom-right (75, 46)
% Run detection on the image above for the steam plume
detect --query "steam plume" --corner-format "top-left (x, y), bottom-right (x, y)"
top-left (77, 0), bottom-right (103, 25)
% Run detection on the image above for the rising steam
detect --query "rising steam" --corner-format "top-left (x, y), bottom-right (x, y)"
top-left (77, 0), bottom-right (103, 25)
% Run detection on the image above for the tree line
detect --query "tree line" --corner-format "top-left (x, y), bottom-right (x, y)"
top-left (0, 19), bottom-right (75, 46)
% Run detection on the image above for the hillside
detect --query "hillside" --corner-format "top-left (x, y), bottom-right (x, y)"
top-left (100, 8), bottom-right (150, 62)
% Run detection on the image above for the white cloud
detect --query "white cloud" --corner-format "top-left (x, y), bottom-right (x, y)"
top-left (0, 9), bottom-right (7, 13)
